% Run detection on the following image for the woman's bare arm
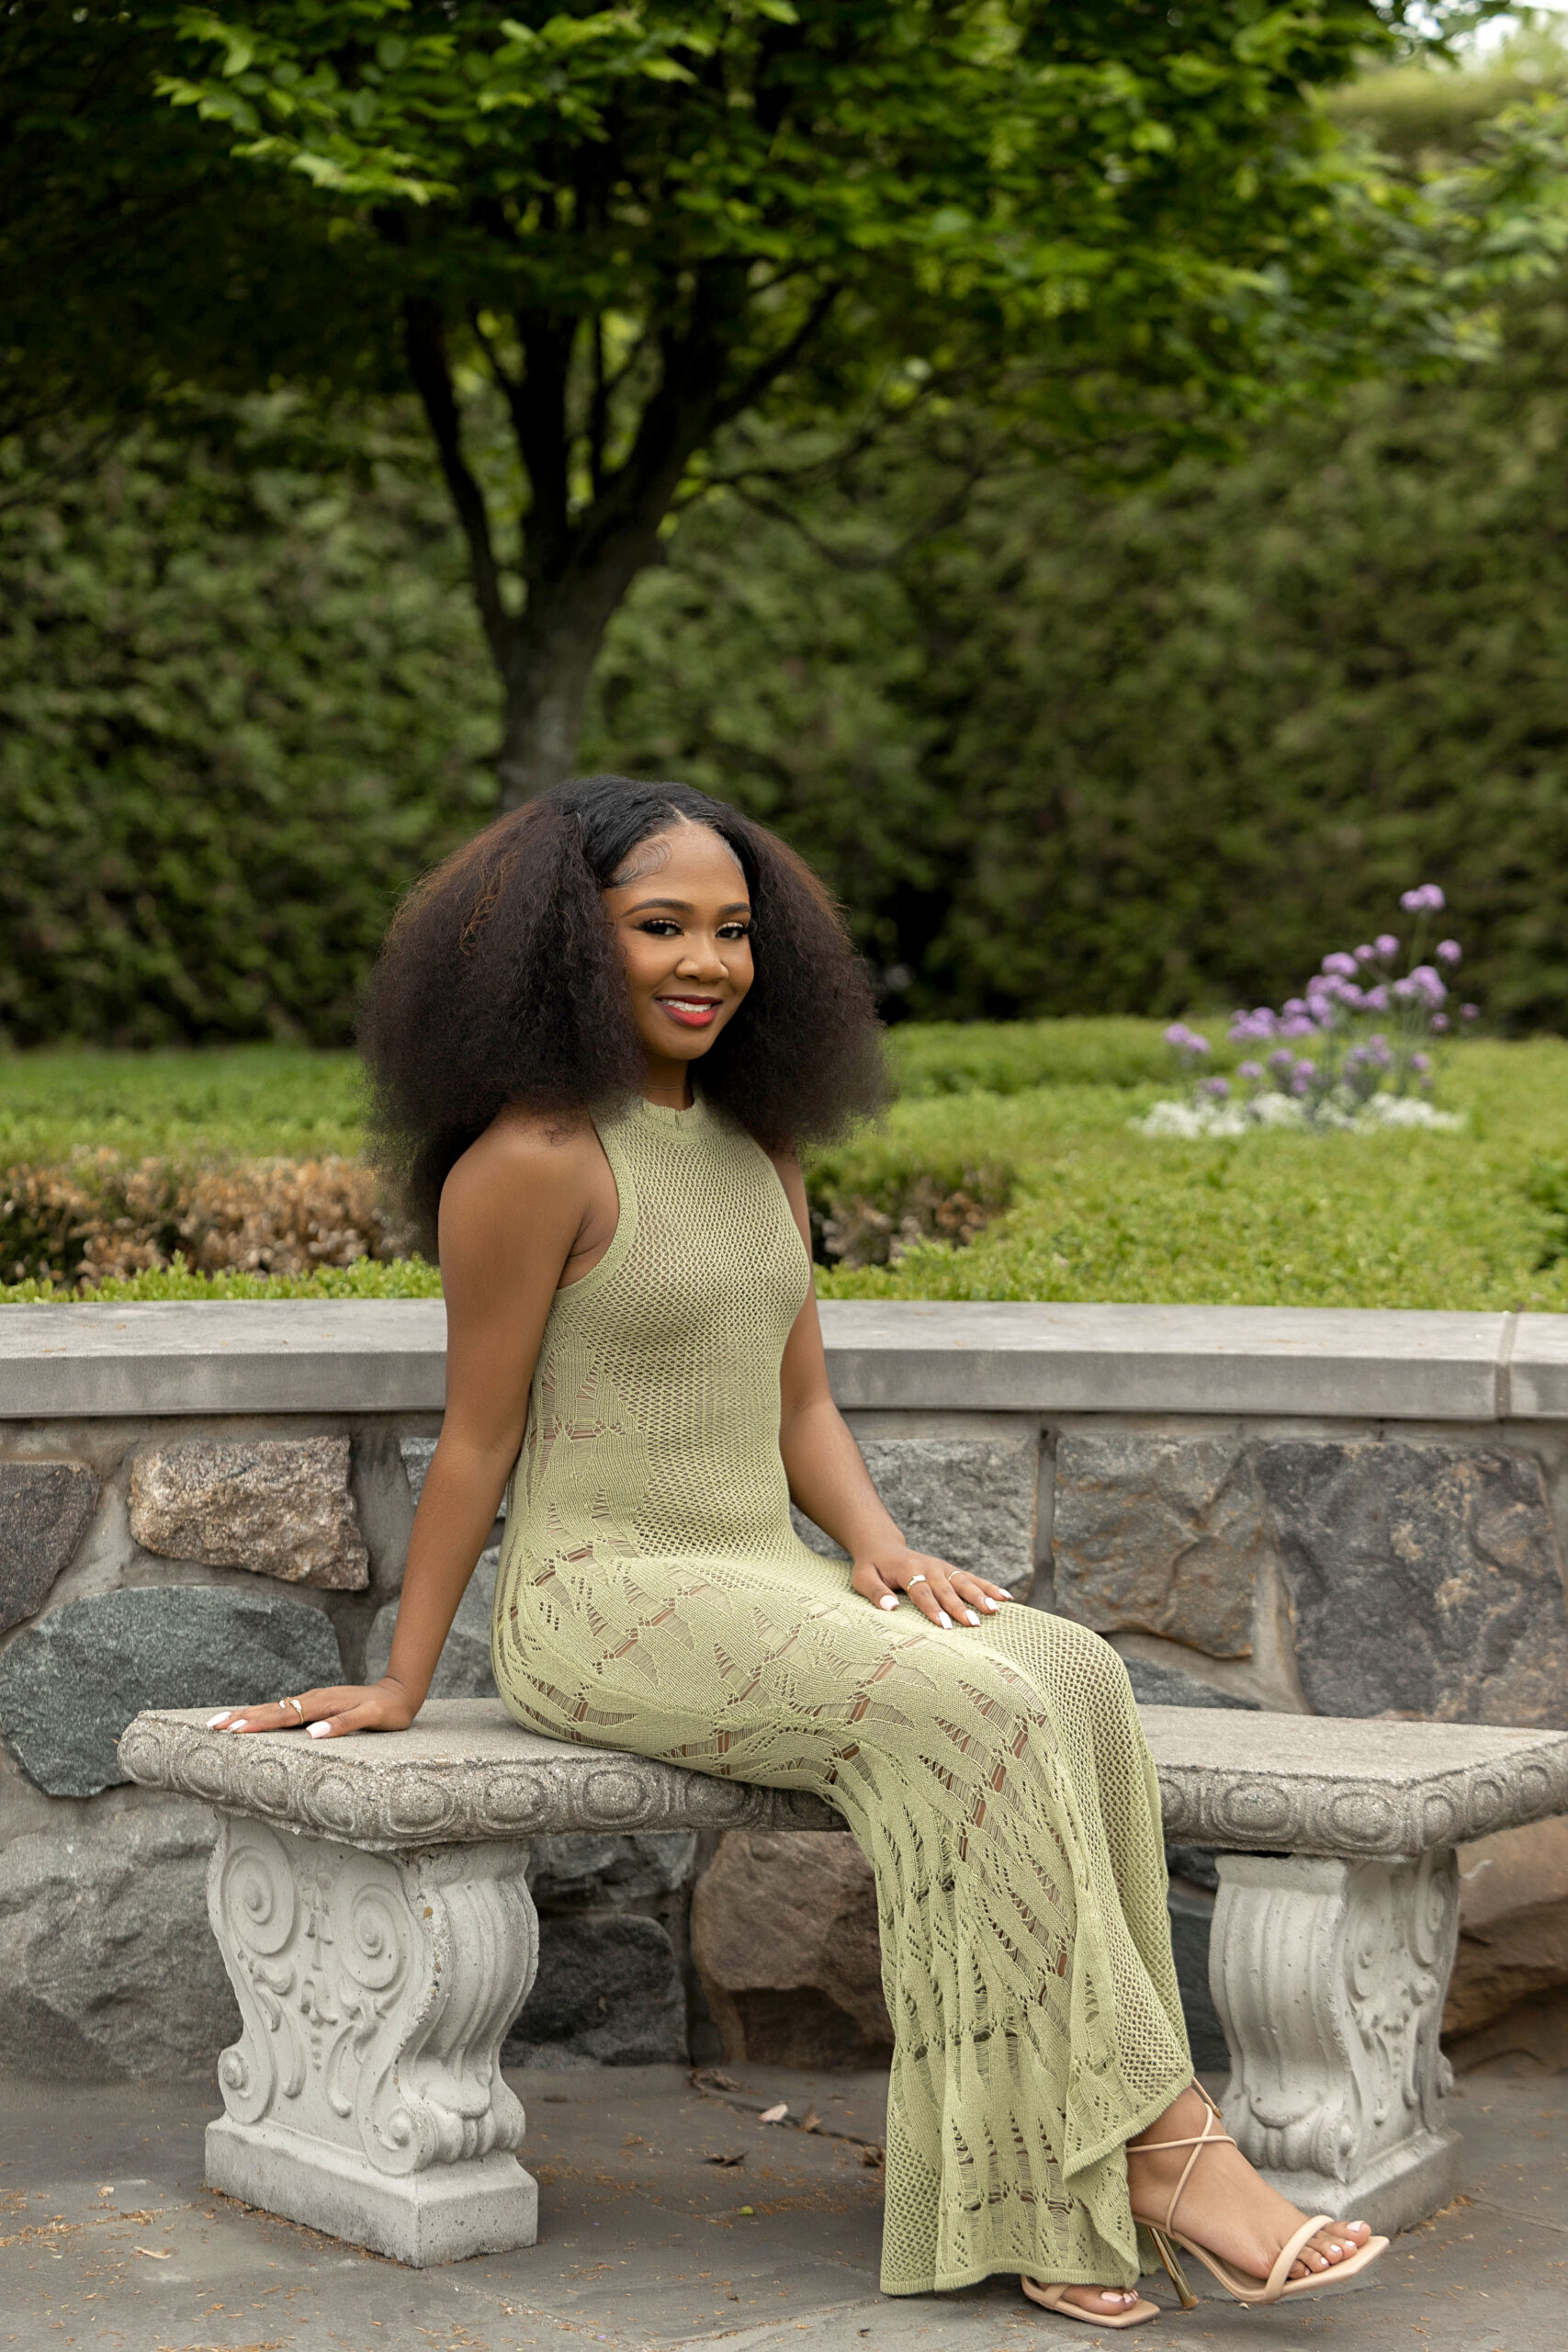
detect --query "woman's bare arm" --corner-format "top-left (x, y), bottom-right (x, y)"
top-left (771, 1157), bottom-right (1009, 1633)
top-left (212, 1114), bottom-right (609, 1736)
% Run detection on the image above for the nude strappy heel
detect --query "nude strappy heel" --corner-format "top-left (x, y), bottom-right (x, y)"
top-left (1128, 2084), bottom-right (1389, 2309)
top-left (1021, 2278), bottom-right (1160, 2328)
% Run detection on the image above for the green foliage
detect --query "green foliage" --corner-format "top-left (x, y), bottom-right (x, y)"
top-left (0, 401), bottom-right (496, 1046)
top-left (0, 1046), bottom-right (367, 1165)
top-left (0, 1254), bottom-right (440, 1305)
top-left (884, 1019), bottom-right (1243, 1098)
top-left (802, 1131), bottom-right (1014, 1269)
top-left (6, 1031), bottom-right (1566, 1312)
top-left (814, 1037), bottom-right (1568, 1312)
top-left (10, 2), bottom-right (1548, 801)
top-left (590, 254), bottom-right (1568, 1032)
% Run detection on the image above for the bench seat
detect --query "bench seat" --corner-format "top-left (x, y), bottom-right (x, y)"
top-left (120, 1700), bottom-right (1568, 2267)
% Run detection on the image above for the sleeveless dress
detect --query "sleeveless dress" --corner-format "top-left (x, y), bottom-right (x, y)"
top-left (491, 1093), bottom-right (1190, 2297)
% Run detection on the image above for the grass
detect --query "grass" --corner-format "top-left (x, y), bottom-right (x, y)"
top-left (4, 1025), bottom-right (1566, 1310)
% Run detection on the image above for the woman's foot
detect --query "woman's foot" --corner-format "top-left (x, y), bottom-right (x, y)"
top-left (1127, 2086), bottom-right (1373, 2286)
top-left (1031, 2286), bottom-right (1142, 2318)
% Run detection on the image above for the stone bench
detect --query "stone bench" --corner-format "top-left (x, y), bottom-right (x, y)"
top-left (119, 1700), bottom-right (1568, 2267)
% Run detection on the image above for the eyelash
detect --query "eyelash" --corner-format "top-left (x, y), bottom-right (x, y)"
top-left (637, 919), bottom-right (750, 940)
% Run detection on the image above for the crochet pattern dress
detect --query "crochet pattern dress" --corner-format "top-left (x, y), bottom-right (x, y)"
top-left (492, 1093), bottom-right (1191, 2296)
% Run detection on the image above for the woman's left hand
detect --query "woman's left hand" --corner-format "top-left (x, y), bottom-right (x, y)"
top-left (851, 1547), bottom-right (1011, 1630)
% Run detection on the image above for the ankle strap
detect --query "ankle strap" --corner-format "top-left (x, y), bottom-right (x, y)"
top-left (1135, 2104), bottom-right (1235, 2235)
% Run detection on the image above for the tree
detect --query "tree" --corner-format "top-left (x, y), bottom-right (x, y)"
top-left (1, 3), bottom-right (1529, 799)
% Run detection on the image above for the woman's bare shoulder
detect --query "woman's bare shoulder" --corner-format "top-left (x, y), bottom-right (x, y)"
top-left (440, 1106), bottom-right (604, 1231)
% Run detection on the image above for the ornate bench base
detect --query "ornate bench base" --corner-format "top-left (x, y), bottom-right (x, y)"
top-left (206, 1815), bottom-right (540, 2267)
top-left (208, 2116), bottom-right (537, 2267)
top-left (1210, 1850), bottom-right (1461, 2237)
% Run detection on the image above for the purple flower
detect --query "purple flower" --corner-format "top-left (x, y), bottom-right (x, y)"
top-left (1164, 1022), bottom-right (1211, 1057)
top-left (1321, 950), bottom-right (1359, 978)
top-left (1432, 1013), bottom-right (1450, 1032)
top-left (1400, 883), bottom-right (1446, 914)
top-left (1411, 1051), bottom-right (1432, 1073)
top-left (1200, 1077), bottom-right (1232, 1102)
top-left (1408, 964), bottom-right (1447, 1004)
top-left (1282, 997), bottom-right (1308, 1018)
top-left (1268, 1047), bottom-right (1295, 1072)
top-left (1228, 1008), bottom-right (1277, 1045)
top-left (1236, 1060), bottom-right (1262, 1081)
top-left (1354, 943), bottom-right (1377, 963)
top-left (1363, 984), bottom-right (1390, 1012)
top-left (1461, 1003), bottom-right (1480, 1022)
top-left (1374, 933), bottom-right (1400, 958)
top-left (1290, 1065), bottom-right (1314, 1097)
top-left (1436, 939), bottom-right (1461, 965)
top-left (1280, 1013), bottom-right (1318, 1038)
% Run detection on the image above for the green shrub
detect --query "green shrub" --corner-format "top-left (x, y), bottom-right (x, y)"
top-left (885, 1016), bottom-right (1241, 1098)
top-left (804, 1133), bottom-right (1015, 1269)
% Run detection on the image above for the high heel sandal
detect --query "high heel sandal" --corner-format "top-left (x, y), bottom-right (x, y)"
top-left (1021, 2278), bottom-right (1160, 2329)
top-left (1128, 2084), bottom-right (1389, 2309)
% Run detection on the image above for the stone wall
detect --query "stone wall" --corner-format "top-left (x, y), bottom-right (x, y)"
top-left (3, 1299), bottom-right (1567, 2081)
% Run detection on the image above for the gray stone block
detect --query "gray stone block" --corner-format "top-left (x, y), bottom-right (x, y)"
top-left (1053, 1433), bottom-right (1264, 1658)
top-left (0, 1586), bottom-right (344, 1797)
top-left (794, 1432), bottom-right (1038, 1595)
top-left (399, 1436), bottom-right (438, 1509)
top-left (0, 1799), bottom-right (238, 2077)
top-left (130, 1437), bottom-right (369, 1589)
top-left (1167, 1881), bottom-right (1227, 2072)
top-left (1119, 1654), bottom-right (1261, 1712)
top-left (1259, 1442), bottom-right (1568, 1726)
top-left (0, 1461), bottom-right (99, 1634)
top-left (505, 1910), bottom-right (687, 2066)
top-left (529, 1831), bottom-right (697, 1907)
top-left (366, 1546), bottom-right (498, 1698)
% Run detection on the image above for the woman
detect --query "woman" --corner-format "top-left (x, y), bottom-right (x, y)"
top-left (213, 778), bottom-right (1385, 2327)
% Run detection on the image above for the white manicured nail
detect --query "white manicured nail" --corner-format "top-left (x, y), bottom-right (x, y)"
top-left (207, 1713), bottom-right (231, 1728)
top-left (878, 1595), bottom-right (898, 1611)
top-left (226, 1720), bottom-right (248, 1732)
top-left (937, 1611), bottom-right (952, 1629)
top-left (965, 1609), bottom-right (980, 1625)
top-left (307, 1722), bottom-right (332, 1739)
top-left (981, 1598), bottom-right (998, 1611)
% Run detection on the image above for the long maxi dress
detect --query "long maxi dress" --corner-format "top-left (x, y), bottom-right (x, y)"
top-left (491, 1092), bottom-right (1192, 2297)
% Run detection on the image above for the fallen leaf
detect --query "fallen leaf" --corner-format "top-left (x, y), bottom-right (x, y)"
top-left (135, 2245), bottom-right (173, 2259)
top-left (801, 2108), bottom-right (822, 2133)
top-left (861, 2145), bottom-right (886, 2168)
top-left (738, 2205), bottom-right (755, 2216)
top-left (701, 2152), bottom-right (747, 2167)
top-left (621, 2134), bottom-right (645, 2149)
top-left (758, 2102), bottom-right (788, 2124)
top-left (697, 2068), bottom-right (739, 2092)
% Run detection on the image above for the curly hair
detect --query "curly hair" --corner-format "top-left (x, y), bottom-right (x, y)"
top-left (358, 776), bottom-right (888, 1249)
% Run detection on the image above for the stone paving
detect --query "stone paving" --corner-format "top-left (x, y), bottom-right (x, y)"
top-left (2, 2061), bottom-right (1563, 2352)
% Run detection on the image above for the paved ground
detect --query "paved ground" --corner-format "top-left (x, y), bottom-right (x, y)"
top-left (2, 2061), bottom-right (1563, 2352)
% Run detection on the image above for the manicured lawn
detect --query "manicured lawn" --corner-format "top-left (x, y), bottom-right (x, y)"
top-left (4, 1026), bottom-right (1566, 1310)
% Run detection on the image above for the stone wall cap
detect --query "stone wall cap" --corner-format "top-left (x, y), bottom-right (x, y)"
top-left (0, 1299), bottom-right (448, 1418)
top-left (118, 1696), bottom-right (1568, 1860)
top-left (4, 1298), bottom-right (1562, 1421)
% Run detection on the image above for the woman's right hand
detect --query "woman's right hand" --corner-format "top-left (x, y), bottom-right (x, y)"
top-left (206, 1679), bottom-right (422, 1741)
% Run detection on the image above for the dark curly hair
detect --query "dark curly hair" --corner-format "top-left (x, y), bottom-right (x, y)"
top-left (359, 776), bottom-right (888, 1249)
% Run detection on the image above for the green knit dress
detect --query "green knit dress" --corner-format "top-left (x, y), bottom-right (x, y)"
top-left (491, 1093), bottom-right (1191, 2296)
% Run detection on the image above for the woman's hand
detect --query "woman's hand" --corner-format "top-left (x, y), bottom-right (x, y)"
top-left (205, 1679), bottom-right (421, 1741)
top-left (851, 1547), bottom-right (1012, 1631)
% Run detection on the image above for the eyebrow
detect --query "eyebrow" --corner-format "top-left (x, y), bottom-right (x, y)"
top-left (626, 897), bottom-right (751, 915)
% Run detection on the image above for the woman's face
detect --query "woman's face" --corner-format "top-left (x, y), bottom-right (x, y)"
top-left (602, 820), bottom-right (754, 1088)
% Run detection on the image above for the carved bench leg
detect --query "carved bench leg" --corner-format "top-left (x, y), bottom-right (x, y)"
top-left (1208, 1849), bottom-right (1461, 2237)
top-left (204, 1814), bottom-right (539, 2266)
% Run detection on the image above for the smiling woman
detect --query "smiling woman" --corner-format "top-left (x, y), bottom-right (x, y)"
top-left (205, 775), bottom-right (1386, 2327)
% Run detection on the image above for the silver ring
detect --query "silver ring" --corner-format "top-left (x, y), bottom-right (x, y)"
top-left (906, 1573), bottom-right (928, 1588)
top-left (279, 1696), bottom-right (305, 1724)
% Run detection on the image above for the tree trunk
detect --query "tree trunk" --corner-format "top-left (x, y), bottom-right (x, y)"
top-left (493, 547), bottom-right (663, 808)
